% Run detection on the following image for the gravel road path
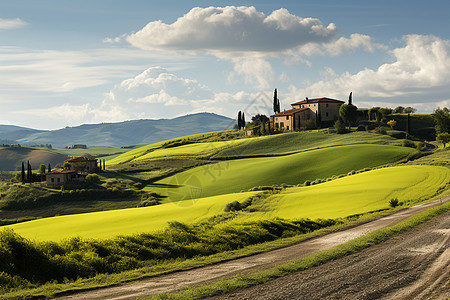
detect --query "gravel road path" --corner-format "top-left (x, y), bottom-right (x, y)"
top-left (211, 210), bottom-right (449, 300)
top-left (56, 196), bottom-right (449, 300)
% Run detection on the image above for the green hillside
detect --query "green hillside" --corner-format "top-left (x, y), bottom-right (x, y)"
top-left (147, 144), bottom-right (414, 202)
top-left (0, 147), bottom-right (68, 171)
top-left (6, 165), bottom-right (448, 241)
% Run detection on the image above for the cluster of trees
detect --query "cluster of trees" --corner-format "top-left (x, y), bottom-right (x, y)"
top-left (17, 161), bottom-right (50, 184)
top-left (236, 111), bottom-right (246, 130)
top-left (393, 106), bottom-right (417, 114)
top-left (433, 107), bottom-right (449, 147)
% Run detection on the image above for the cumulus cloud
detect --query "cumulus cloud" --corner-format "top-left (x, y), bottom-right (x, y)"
top-left (98, 67), bottom-right (244, 121)
top-left (290, 35), bottom-right (450, 109)
top-left (0, 18), bottom-right (27, 30)
top-left (124, 6), bottom-right (386, 89)
top-left (127, 6), bottom-right (337, 54)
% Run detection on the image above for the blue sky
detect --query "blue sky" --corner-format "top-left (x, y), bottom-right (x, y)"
top-left (1, 0), bottom-right (449, 129)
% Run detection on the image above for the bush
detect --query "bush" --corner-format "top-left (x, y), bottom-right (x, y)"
top-left (224, 200), bottom-right (241, 212)
top-left (389, 198), bottom-right (399, 208)
top-left (374, 126), bottom-right (387, 135)
top-left (334, 120), bottom-right (346, 134)
top-left (416, 142), bottom-right (425, 151)
top-left (85, 174), bottom-right (101, 185)
top-left (356, 125), bottom-right (366, 131)
top-left (402, 139), bottom-right (416, 148)
top-left (304, 180), bottom-right (311, 186)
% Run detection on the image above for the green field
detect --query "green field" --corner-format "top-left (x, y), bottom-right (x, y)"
top-left (147, 144), bottom-right (414, 201)
top-left (51, 147), bottom-right (135, 161)
top-left (6, 165), bottom-right (448, 241)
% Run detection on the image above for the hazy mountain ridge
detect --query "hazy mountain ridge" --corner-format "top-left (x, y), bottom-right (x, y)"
top-left (0, 113), bottom-right (235, 148)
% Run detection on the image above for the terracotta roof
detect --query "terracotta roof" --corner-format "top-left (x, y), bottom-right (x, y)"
top-left (47, 168), bottom-right (78, 175)
top-left (271, 107), bottom-right (309, 117)
top-left (66, 156), bottom-right (97, 162)
top-left (291, 97), bottom-right (345, 105)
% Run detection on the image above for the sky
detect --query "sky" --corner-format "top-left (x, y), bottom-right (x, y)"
top-left (1, 0), bottom-right (450, 129)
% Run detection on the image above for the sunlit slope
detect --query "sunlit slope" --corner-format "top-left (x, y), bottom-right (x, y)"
top-left (253, 165), bottom-right (449, 220)
top-left (149, 144), bottom-right (414, 201)
top-left (6, 165), bottom-right (448, 241)
top-left (214, 131), bottom-right (402, 158)
top-left (108, 134), bottom-right (256, 164)
top-left (6, 192), bottom-right (258, 241)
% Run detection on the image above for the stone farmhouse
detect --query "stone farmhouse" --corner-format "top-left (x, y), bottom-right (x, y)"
top-left (46, 156), bottom-right (98, 186)
top-left (271, 97), bottom-right (345, 131)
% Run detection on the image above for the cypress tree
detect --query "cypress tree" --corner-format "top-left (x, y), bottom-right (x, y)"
top-left (27, 160), bottom-right (31, 183)
top-left (103, 159), bottom-right (106, 171)
top-left (238, 111), bottom-right (242, 129)
top-left (48, 163), bottom-right (51, 173)
top-left (348, 92), bottom-right (353, 105)
top-left (273, 89), bottom-right (278, 114)
top-left (242, 112), bottom-right (245, 128)
top-left (21, 162), bottom-right (25, 184)
top-left (277, 98), bottom-right (280, 114)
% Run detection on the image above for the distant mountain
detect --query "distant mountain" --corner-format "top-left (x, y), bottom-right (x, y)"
top-left (0, 113), bottom-right (235, 148)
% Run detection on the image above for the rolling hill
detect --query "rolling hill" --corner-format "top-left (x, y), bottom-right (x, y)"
top-left (0, 147), bottom-right (68, 171)
top-left (6, 165), bottom-right (448, 241)
top-left (0, 113), bottom-right (235, 148)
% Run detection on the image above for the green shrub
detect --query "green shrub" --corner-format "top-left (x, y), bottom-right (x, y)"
top-left (389, 198), bottom-right (399, 208)
top-left (85, 174), bottom-right (101, 185)
top-left (402, 139), bottom-right (416, 148)
top-left (334, 120), bottom-right (346, 134)
top-left (304, 180), bottom-right (311, 186)
top-left (356, 125), bottom-right (366, 131)
top-left (374, 126), bottom-right (387, 135)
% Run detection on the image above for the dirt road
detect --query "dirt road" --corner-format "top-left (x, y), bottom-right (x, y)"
top-left (211, 210), bottom-right (449, 300)
top-left (56, 197), bottom-right (449, 300)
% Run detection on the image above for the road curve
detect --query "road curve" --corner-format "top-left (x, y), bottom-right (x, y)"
top-left (56, 196), bottom-right (449, 300)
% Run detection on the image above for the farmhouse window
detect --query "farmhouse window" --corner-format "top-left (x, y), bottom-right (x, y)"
top-left (287, 126), bottom-right (289, 130)
top-left (326, 104), bottom-right (329, 107)
top-left (280, 122), bottom-right (284, 128)
top-left (275, 123), bottom-right (279, 128)
top-left (326, 112), bottom-right (329, 117)
top-left (51, 178), bottom-right (54, 183)
top-left (286, 115), bottom-right (289, 120)
top-left (57, 178), bottom-right (60, 183)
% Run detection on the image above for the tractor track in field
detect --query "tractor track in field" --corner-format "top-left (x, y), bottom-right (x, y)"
top-left (55, 196), bottom-right (449, 300)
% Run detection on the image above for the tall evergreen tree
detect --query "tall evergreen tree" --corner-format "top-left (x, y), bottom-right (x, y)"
top-left (242, 112), bottom-right (246, 128)
top-left (273, 89), bottom-right (278, 114)
top-left (48, 163), bottom-right (51, 173)
top-left (237, 111), bottom-right (242, 129)
top-left (348, 92), bottom-right (353, 105)
top-left (27, 160), bottom-right (32, 183)
top-left (21, 162), bottom-right (25, 184)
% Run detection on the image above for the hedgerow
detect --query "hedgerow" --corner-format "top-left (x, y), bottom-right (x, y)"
top-left (0, 217), bottom-right (337, 292)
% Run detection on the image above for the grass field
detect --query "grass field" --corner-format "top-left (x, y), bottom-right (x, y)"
top-left (6, 192), bottom-right (258, 241)
top-left (6, 165), bottom-right (448, 241)
top-left (50, 147), bottom-right (135, 161)
top-left (213, 131), bottom-right (403, 158)
top-left (147, 144), bottom-right (415, 202)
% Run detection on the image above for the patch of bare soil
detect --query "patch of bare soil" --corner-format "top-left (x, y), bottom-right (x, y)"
top-left (211, 211), bottom-right (449, 300)
top-left (55, 197), bottom-right (449, 300)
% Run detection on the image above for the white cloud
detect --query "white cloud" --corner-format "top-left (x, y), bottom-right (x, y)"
top-left (324, 34), bottom-right (387, 56)
top-left (0, 46), bottom-right (188, 95)
top-left (231, 58), bottom-right (274, 89)
top-left (0, 18), bottom-right (27, 30)
top-left (127, 6), bottom-right (337, 54)
top-left (290, 35), bottom-right (450, 110)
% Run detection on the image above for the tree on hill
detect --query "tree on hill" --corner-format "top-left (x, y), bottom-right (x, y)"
top-left (404, 107), bottom-right (416, 114)
top-left (339, 104), bottom-right (358, 129)
top-left (21, 162), bottom-right (25, 184)
top-left (251, 114), bottom-right (269, 125)
top-left (436, 132), bottom-right (450, 148)
top-left (432, 107), bottom-right (449, 134)
top-left (393, 106), bottom-right (405, 114)
top-left (315, 111), bottom-right (321, 128)
top-left (242, 112), bottom-right (246, 128)
top-left (387, 119), bottom-right (397, 129)
top-left (39, 164), bottom-right (46, 182)
top-left (348, 92), bottom-right (352, 105)
top-left (237, 111), bottom-right (242, 129)
top-left (27, 160), bottom-right (32, 183)
top-left (273, 89), bottom-right (280, 114)
top-left (48, 163), bottom-right (51, 173)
